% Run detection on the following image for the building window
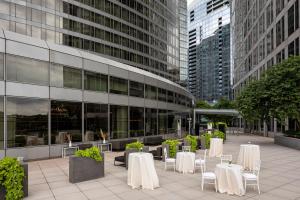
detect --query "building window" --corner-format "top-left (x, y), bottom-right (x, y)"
top-left (84, 71), bottom-right (108, 92)
top-left (50, 64), bottom-right (82, 89)
top-left (129, 107), bottom-right (144, 137)
top-left (129, 81), bottom-right (144, 98)
top-left (7, 97), bottom-right (48, 147)
top-left (84, 103), bottom-right (108, 142)
top-left (276, 16), bottom-right (285, 47)
top-left (167, 91), bottom-right (174, 103)
top-left (109, 76), bottom-right (128, 95)
top-left (0, 97), bottom-right (4, 149)
top-left (145, 84), bottom-right (157, 100)
top-left (145, 108), bottom-right (157, 136)
top-left (110, 105), bottom-right (128, 139)
top-left (168, 111), bottom-right (176, 134)
top-left (0, 53), bottom-right (3, 80)
top-left (158, 110), bottom-right (167, 134)
top-left (51, 101), bottom-right (82, 144)
top-left (6, 54), bottom-right (49, 85)
top-left (158, 88), bottom-right (167, 101)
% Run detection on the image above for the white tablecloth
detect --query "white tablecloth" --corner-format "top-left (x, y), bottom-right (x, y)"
top-left (237, 144), bottom-right (260, 171)
top-left (215, 164), bottom-right (245, 196)
top-left (176, 152), bottom-right (195, 173)
top-left (127, 152), bottom-right (159, 190)
top-left (209, 138), bottom-right (223, 157)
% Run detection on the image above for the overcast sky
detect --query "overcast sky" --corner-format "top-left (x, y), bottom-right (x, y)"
top-left (187, 0), bottom-right (194, 6)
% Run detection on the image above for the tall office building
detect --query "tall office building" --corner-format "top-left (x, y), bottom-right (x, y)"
top-left (0, 0), bottom-right (194, 159)
top-left (188, 0), bottom-right (231, 102)
top-left (231, 0), bottom-right (300, 98)
top-left (0, 0), bottom-right (182, 82)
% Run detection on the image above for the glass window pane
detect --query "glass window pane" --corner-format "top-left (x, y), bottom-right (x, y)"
top-left (158, 110), bottom-right (167, 134)
top-left (7, 97), bottom-right (48, 147)
top-left (130, 107), bottom-right (144, 137)
top-left (0, 97), bottom-right (3, 149)
top-left (110, 76), bottom-right (128, 95)
top-left (110, 105), bottom-right (128, 139)
top-left (167, 91), bottom-right (174, 103)
top-left (0, 53), bottom-right (4, 80)
top-left (158, 88), bottom-right (167, 101)
top-left (168, 111), bottom-right (176, 134)
top-left (63, 67), bottom-right (82, 89)
top-left (129, 81), bottom-right (144, 98)
top-left (145, 108), bottom-right (157, 136)
top-left (6, 54), bottom-right (49, 85)
top-left (50, 64), bottom-right (64, 87)
top-left (145, 84), bottom-right (157, 100)
top-left (51, 101), bottom-right (82, 144)
top-left (84, 103), bottom-right (108, 142)
top-left (84, 71), bottom-right (108, 92)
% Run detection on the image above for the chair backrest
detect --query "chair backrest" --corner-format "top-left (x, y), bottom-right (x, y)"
top-left (203, 149), bottom-right (207, 160)
top-left (220, 154), bottom-right (233, 164)
top-left (163, 147), bottom-right (168, 159)
top-left (182, 146), bottom-right (191, 152)
top-left (200, 161), bottom-right (205, 174)
top-left (253, 160), bottom-right (261, 176)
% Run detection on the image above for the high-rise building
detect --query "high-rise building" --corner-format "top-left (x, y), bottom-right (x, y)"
top-left (188, 0), bottom-right (231, 102)
top-left (0, 0), bottom-right (194, 159)
top-left (0, 0), bottom-right (183, 82)
top-left (231, 0), bottom-right (300, 98)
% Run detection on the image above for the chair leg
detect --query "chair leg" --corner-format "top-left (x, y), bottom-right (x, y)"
top-left (257, 180), bottom-right (260, 194)
top-left (244, 179), bottom-right (247, 193)
top-left (215, 179), bottom-right (217, 192)
top-left (201, 178), bottom-right (204, 191)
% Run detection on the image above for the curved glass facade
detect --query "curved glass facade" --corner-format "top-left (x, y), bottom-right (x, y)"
top-left (0, 0), bottom-right (181, 82)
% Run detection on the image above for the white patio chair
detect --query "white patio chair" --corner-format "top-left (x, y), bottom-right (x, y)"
top-left (220, 154), bottom-right (233, 164)
top-left (200, 162), bottom-right (217, 192)
top-left (195, 149), bottom-right (207, 172)
top-left (182, 146), bottom-right (191, 152)
top-left (242, 160), bottom-right (261, 194)
top-left (164, 148), bottom-right (176, 172)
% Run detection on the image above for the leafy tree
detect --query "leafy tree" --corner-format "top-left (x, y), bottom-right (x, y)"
top-left (213, 97), bottom-right (235, 109)
top-left (196, 100), bottom-right (211, 109)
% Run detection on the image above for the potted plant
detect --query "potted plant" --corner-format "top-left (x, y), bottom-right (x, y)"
top-left (0, 157), bottom-right (28, 200)
top-left (162, 139), bottom-right (179, 161)
top-left (69, 146), bottom-right (104, 183)
top-left (124, 141), bottom-right (145, 169)
top-left (184, 135), bottom-right (198, 152)
top-left (100, 129), bottom-right (108, 143)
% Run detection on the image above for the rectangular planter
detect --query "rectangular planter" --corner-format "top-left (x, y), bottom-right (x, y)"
top-left (275, 135), bottom-right (300, 150)
top-left (0, 163), bottom-right (28, 199)
top-left (69, 154), bottom-right (104, 183)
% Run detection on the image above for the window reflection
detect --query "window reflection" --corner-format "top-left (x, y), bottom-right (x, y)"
top-left (51, 101), bottom-right (82, 144)
top-left (158, 110), bottom-right (167, 134)
top-left (7, 97), bottom-right (48, 147)
top-left (129, 81), bottom-right (144, 98)
top-left (130, 107), bottom-right (144, 137)
top-left (110, 105), bottom-right (128, 139)
top-left (50, 64), bottom-right (82, 89)
top-left (84, 103), bottom-right (108, 142)
top-left (145, 108), bottom-right (157, 136)
top-left (110, 76), bottom-right (128, 95)
top-left (84, 71), bottom-right (108, 92)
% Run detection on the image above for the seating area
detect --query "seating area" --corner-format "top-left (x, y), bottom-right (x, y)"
top-left (23, 135), bottom-right (300, 200)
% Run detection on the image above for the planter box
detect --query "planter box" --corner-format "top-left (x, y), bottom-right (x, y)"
top-left (69, 154), bottom-right (104, 183)
top-left (0, 163), bottom-right (28, 199)
top-left (275, 135), bottom-right (300, 150)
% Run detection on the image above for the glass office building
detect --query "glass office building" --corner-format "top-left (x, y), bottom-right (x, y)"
top-left (188, 0), bottom-right (231, 102)
top-left (0, 0), bottom-right (182, 82)
top-left (231, 0), bottom-right (300, 98)
top-left (0, 30), bottom-right (193, 159)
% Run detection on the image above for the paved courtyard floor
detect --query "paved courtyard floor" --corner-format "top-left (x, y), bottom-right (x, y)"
top-left (24, 134), bottom-right (300, 200)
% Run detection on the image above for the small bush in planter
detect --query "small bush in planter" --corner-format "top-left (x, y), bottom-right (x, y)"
top-left (126, 141), bottom-right (144, 151)
top-left (162, 139), bottom-right (179, 158)
top-left (201, 130), bottom-right (225, 149)
top-left (0, 157), bottom-right (25, 200)
top-left (185, 135), bottom-right (198, 152)
top-left (75, 146), bottom-right (103, 161)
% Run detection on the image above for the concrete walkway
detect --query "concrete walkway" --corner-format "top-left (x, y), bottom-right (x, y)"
top-left (24, 135), bottom-right (300, 200)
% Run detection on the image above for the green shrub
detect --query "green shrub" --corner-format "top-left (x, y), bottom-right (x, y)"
top-left (126, 141), bottom-right (144, 150)
top-left (284, 130), bottom-right (300, 138)
top-left (185, 135), bottom-right (198, 152)
top-left (201, 130), bottom-right (225, 149)
top-left (75, 146), bottom-right (103, 162)
top-left (0, 157), bottom-right (25, 200)
top-left (163, 139), bottom-right (179, 158)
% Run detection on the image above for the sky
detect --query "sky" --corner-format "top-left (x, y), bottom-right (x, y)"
top-left (187, 0), bottom-right (195, 6)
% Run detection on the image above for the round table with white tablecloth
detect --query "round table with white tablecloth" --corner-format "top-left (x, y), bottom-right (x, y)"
top-left (127, 152), bottom-right (159, 190)
top-left (237, 144), bottom-right (260, 171)
top-left (215, 164), bottom-right (245, 196)
top-left (209, 138), bottom-right (223, 157)
top-left (175, 152), bottom-right (195, 173)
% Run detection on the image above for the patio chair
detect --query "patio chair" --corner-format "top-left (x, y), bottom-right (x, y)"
top-left (220, 154), bottom-right (233, 164)
top-left (195, 149), bottom-right (207, 172)
top-left (182, 146), bottom-right (191, 152)
top-left (200, 162), bottom-right (217, 192)
top-left (163, 147), bottom-right (176, 171)
top-left (242, 160), bottom-right (261, 194)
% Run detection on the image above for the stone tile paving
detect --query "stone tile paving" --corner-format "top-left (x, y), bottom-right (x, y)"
top-left (24, 135), bottom-right (300, 200)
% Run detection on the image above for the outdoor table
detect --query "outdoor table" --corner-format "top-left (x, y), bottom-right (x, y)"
top-left (237, 144), bottom-right (260, 171)
top-left (128, 152), bottom-right (159, 190)
top-left (215, 163), bottom-right (245, 196)
top-left (209, 138), bottom-right (223, 157)
top-left (176, 152), bottom-right (195, 173)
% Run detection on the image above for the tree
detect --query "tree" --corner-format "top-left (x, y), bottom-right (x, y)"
top-left (213, 97), bottom-right (235, 109)
top-left (236, 56), bottom-right (300, 130)
top-left (196, 100), bottom-right (211, 109)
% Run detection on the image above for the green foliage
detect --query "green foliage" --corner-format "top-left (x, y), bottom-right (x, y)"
top-left (213, 97), bottom-right (236, 109)
top-left (75, 146), bottom-right (103, 162)
top-left (163, 139), bottom-right (179, 158)
top-left (284, 130), bottom-right (300, 139)
top-left (126, 141), bottom-right (144, 150)
top-left (200, 130), bottom-right (225, 149)
top-left (236, 56), bottom-right (300, 126)
top-left (185, 135), bottom-right (198, 152)
top-left (196, 100), bottom-right (212, 109)
top-left (0, 157), bottom-right (25, 200)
